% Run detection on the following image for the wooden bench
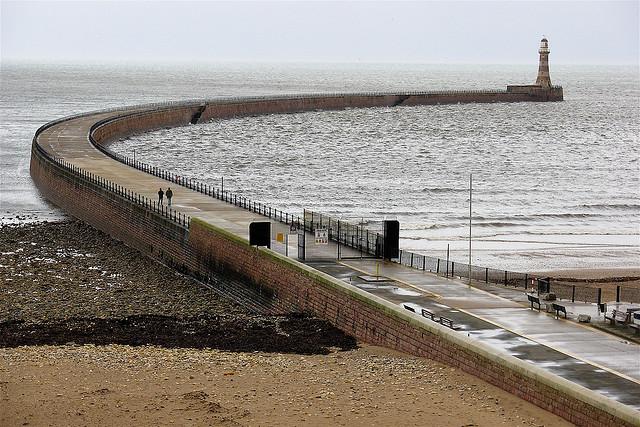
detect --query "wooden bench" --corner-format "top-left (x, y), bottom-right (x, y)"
top-left (605, 309), bottom-right (630, 325)
top-left (421, 308), bottom-right (437, 321)
top-left (552, 303), bottom-right (567, 319)
top-left (527, 294), bottom-right (541, 311)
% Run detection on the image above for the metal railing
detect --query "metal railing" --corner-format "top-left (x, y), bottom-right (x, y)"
top-left (541, 280), bottom-right (640, 305)
top-left (89, 122), bottom-right (306, 231)
top-left (396, 248), bottom-right (530, 287)
top-left (301, 210), bottom-right (382, 257)
top-left (32, 123), bottom-right (191, 230)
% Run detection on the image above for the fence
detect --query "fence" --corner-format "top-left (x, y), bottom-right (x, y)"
top-left (302, 210), bottom-right (382, 257)
top-left (396, 249), bottom-right (530, 288)
top-left (543, 281), bottom-right (640, 305)
top-left (32, 124), bottom-right (191, 230)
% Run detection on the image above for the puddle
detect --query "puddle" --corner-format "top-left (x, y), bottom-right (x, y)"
top-left (391, 287), bottom-right (421, 297)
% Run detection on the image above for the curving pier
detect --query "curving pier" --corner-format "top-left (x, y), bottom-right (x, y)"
top-left (30, 90), bottom-right (640, 427)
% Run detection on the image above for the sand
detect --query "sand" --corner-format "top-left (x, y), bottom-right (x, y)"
top-left (0, 344), bottom-right (571, 427)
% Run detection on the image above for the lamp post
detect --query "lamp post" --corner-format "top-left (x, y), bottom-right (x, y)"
top-left (469, 174), bottom-right (472, 286)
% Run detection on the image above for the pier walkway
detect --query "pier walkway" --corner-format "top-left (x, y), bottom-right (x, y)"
top-left (34, 101), bottom-right (639, 421)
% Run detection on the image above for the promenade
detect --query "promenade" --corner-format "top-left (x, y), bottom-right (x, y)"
top-left (33, 101), bottom-right (639, 424)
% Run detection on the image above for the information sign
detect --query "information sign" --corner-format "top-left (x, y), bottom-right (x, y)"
top-left (315, 228), bottom-right (328, 245)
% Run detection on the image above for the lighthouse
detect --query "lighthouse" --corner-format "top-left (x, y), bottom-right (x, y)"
top-left (535, 37), bottom-right (552, 87)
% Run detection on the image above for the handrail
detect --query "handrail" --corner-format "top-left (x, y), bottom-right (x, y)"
top-left (32, 124), bottom-right (190, 230)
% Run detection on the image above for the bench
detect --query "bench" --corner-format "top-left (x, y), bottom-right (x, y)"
top-left (421, 308), bottom-right (437, 321)
top-left (439, 316), bottom-right (458, 330)
top-left (604, 309), bottom-right (630, 325)
top-left (527, 294), bottom-right (541, 311)
top-left (551, 303), bottom-right (567, 319)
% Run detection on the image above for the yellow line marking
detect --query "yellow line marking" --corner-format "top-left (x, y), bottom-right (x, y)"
top-left (337, 260), bottom-right (441, 299)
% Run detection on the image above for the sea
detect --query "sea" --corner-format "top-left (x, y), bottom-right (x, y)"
top-left (1, 62), bottom-right (638, 272)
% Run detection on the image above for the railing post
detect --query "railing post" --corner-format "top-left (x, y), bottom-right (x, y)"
top-left (616, 285), bottom-right (620, 303)
top-left (423, 256), bottom-right (426, 271)
top-left (572, 285), bottom-right (576, 303)
top-left (524, 274), bottom-right (528, 289)
top-left (436, 258), bottom-right (440, 274)
top-left (504, 271), bottom-right (507, 286)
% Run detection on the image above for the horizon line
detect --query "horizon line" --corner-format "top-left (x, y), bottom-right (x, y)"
top-left (2, 58), bottom-right (638, 67)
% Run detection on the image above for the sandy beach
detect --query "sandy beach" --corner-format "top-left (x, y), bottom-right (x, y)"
top-left (1, 344), bottom-right (571, 427)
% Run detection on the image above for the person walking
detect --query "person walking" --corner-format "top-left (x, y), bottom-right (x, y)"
top-left (166, 187), bottom-right (173, 206)
top-left (158, 188), bottom-right (164, 205)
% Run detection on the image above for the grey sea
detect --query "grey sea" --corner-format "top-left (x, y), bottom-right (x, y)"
top-left (1, 62), bottom-right (638, 272)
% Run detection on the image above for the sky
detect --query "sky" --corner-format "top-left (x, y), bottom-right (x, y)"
top-left (1, 0), bottom-right (638, 64)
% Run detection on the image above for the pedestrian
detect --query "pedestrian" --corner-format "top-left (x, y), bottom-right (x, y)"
top-left (158, 187), bottom-right (164, 205)
top-left (166, 187), bottom-right (173, 206)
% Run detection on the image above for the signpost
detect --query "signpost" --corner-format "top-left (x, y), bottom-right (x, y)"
top-left (315, 227), bottom-right (328, 245)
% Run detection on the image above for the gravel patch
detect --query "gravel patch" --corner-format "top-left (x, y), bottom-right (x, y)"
top-left (0, 220), bottom-right (356, 354)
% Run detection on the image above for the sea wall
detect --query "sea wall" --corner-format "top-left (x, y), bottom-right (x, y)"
top-left (93, 90), bottom-right (562, 146)
top-left (31, 90), bottom-right (638, 427)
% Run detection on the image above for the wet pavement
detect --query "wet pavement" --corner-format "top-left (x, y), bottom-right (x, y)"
top-left (304, 258), bottom-right (640, 410)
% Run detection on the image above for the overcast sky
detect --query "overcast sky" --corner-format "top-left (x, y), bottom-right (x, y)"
top-left (1, 1), bottom-right (638, 64)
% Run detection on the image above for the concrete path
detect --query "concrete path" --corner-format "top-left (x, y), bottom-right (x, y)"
top-left (37, 109), bottom-right (640, 410)
top-left (311, 258), bottom-right (640, 407)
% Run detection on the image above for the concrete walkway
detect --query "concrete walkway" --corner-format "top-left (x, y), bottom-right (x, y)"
top-left (308, 258), bottom-right (640, 409)
top-left (37, 109), bottom-right (640, 411)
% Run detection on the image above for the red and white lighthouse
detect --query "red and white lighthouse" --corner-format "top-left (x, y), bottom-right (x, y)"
top-left (535, 37), bottom-right (552, 87)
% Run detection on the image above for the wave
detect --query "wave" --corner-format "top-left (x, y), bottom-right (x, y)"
top-left (579, 203), bottom-right (640, 211)
top-left (451, 212), bottom-right (622, 222)
top-left (420, 187), bottom-right (468, 193)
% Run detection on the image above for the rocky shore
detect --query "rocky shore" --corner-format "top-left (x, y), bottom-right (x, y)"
top-left (0, 220), bottom-right (355, 354)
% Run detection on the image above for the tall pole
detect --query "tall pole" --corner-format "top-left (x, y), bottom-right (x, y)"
top-left (446, 244), bottom-right (450, 277)
top-left (221, 176), bottom-right (224, 194)
top-left (469, 174), bottom-right (472, 286)
top-left (337, 220), bottom-right (341, 260)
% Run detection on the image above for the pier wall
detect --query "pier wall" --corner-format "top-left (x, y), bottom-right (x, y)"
top-left (93, 89), bottom-right (562, 146)
top-left (31, 90), bottom-right (637, 427)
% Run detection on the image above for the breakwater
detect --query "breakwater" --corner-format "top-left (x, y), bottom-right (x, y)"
top-left (30, 90), bottom-right (640, 427)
